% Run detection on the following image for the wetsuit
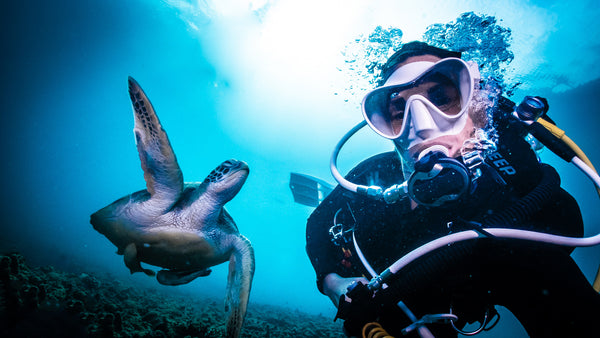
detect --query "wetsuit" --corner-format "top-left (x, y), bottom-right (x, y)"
top-left (306, 106), bottom-right (600, 337)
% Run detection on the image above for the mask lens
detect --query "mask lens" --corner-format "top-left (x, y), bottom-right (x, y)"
top-left (419, 71), bottom-right (462, 115)
top-left (362, 84), bottom-right (411, 138)
top-left (362, 58), bottom-right (472, 139)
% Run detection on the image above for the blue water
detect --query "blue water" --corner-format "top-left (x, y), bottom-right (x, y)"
top-left (1, 1), bottom-right (599, 336)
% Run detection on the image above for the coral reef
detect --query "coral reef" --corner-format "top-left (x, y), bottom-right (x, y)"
top-left (0, 253), bottom-right (343, 337)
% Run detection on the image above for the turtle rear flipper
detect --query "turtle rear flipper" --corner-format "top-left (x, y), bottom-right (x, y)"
top-left (123, 243), bottom-right (155, 276)
top-left (156, 268), bottom-right (212, 286)
top-left (224, 235), bottom-right (255, 338)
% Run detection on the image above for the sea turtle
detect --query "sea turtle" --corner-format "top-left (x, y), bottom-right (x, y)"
top-left (90, 77), bottom-right (254, 338)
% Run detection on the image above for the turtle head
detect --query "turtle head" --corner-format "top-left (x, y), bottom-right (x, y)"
top-left (203, 159), bottom-right (250, 202)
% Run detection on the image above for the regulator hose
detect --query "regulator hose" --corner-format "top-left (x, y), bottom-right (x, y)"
top-left (484, 164), bottom-right (560, 226)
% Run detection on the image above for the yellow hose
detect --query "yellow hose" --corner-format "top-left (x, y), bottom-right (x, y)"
top-left (538, 119), bottom-right (598, 176)
top-left (538, 118), bottom-right (600, 291)
top-left (362, 322), bottom-right (395, 338)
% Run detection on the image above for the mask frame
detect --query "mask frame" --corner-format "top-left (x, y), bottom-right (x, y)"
top-left (362, 58), bottom-right (477, 145)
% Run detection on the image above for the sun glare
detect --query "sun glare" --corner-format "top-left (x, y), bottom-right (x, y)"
top-left (164, 0), bottom-right (600, 155)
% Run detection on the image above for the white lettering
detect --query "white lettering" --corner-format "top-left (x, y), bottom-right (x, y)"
top-left (489, 152), bottom-right (502, 160)
top-left (499, 166), bottom-right (516, 175)
top-left (488, 152), bottom-right (516, 175)
top-left (493, 159), bottom-right (509, 167)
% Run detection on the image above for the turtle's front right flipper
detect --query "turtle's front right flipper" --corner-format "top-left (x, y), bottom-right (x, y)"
top-left (224, 235), bottom-right (255, 338)
top-left (128, 77), bottom-right (183, 208)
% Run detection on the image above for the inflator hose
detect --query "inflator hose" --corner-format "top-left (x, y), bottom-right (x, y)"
top-left (369, 165), bottom-right (564, 306)
top-left (373, 240), bottom-right (479, 305)
top-left (483, 164), bottom-right (560, 227)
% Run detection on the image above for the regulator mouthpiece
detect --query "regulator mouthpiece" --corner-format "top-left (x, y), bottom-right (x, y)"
top-left (408, 151), bottom-right (470, 207)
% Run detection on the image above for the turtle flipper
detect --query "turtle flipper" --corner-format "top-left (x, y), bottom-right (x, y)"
top-left (156, 268), bottom-right (212, 286)
top-left (224, 235), bottom-right (255, 338)
top-left (128, 77), bottom-right (183, 207)
top-left (123, 243), bottom-right (155, 276)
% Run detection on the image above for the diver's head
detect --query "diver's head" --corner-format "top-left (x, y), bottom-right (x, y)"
top-left (362, 41), bottom-right (488, 173)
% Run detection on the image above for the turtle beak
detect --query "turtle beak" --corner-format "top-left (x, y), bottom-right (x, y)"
top-left (237, 160), bottom-right (249, 174)
top-left (223, 159), bottom-right (249, 175)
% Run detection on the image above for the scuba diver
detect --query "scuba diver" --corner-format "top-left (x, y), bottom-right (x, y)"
top-left (304, 41), bottom-right (600, 337)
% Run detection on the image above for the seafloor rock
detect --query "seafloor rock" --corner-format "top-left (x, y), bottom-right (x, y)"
top-left (0, 253), bottom-right (344, 337)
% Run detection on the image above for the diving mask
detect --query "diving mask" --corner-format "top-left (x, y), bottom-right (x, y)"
top-left (362, 58), bottom-right (478, 151)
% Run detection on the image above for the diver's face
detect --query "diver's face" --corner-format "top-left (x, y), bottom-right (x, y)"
top-left (389, 55), bottom-right (478, 160)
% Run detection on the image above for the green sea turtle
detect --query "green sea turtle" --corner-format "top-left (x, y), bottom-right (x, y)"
top-left (90, 77), bottom-right (255, 338)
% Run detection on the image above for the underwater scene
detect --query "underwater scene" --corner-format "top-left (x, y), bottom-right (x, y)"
top-left (1, 0), bottom-right (600, 337)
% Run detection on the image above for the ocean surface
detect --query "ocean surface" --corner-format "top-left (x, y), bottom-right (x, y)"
top-left (1, 0), bottom-right (599, 336)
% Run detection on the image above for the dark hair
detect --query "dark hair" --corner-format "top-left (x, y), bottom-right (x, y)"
top-left (380, 41), bottom-right (461, 84)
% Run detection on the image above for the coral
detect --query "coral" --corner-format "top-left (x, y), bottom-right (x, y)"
top-left (0, 281), bottom-right (5, 329)
top-left (0, 252), bottom-right (344, 337)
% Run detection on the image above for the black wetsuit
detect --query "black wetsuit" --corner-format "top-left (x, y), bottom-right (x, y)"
top-left (306, 108), bottom-right (600, 337)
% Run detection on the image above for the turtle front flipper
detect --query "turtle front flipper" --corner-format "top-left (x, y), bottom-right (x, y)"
top-left (128, 77), bottom-right (183, 209)
top-left (224, 235), bottom-right (255, 338)
top-left (156, 268), bottom-right (212, 286)
top-left (123, 243), bottom-right (155, 276)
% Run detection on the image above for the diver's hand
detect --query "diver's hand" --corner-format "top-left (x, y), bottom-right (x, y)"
top-left (323, 273), bottom-right (369, 308)
top-left (326, 274), bottom-right (377, 336)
